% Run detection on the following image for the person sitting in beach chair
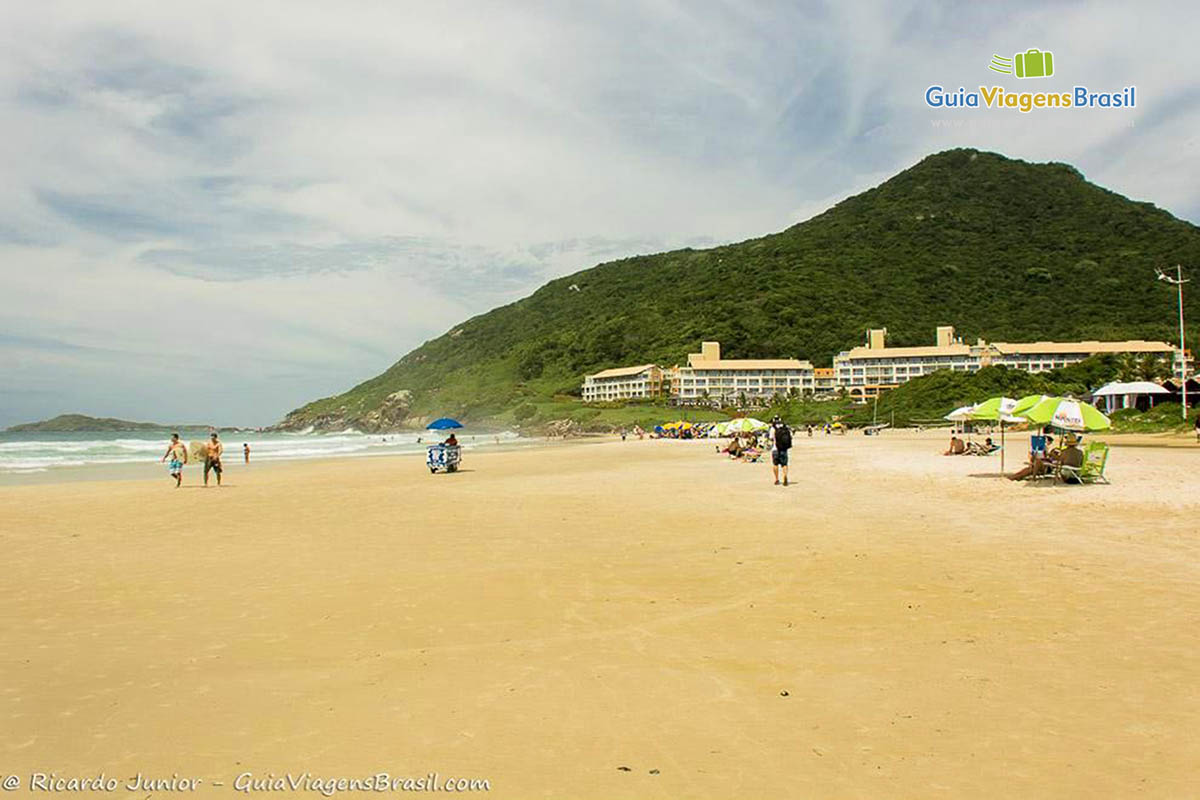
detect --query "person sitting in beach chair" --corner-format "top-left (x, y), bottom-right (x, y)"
top-left (1052, 435), bottom-right (1085, 483)
top-left (943, 435), bottom-right (966, 456)
top-left (1009, 440), bottom-right (1061, 481)
top-left (1056, 437), bottom-right (1108, 484)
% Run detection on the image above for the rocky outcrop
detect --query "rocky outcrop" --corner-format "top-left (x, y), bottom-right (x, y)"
top-left (273, 389), bottom-right (414, 433)
top-left (542, 419), bottom-right (585, 438)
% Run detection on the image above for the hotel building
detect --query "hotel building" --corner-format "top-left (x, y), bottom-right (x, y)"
top-left (813, 367), bottom-right (837, 395)
top-left (581, 364), bottom-right (663, 402)
top-left (582, 329), bottom-right (1190, 405)
top-left (834, 326), bottom-right (1188, 400)
top-left (671, 342), bottom-right (815, 404)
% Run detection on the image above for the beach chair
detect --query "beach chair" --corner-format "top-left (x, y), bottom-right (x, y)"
top-left (1030, 434), bottom-right (1047, 459)
top-left (1057, 442), bottom-right (1110, 485)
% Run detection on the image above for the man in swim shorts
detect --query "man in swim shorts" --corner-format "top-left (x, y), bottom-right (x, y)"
top-left (204, 432), bottom-right (224, 487)
top-left (161, 433), bottom-right (188, 488)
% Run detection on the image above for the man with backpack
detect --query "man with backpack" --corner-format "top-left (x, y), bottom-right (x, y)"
top-left (769, 415), bottom-right (793, 486)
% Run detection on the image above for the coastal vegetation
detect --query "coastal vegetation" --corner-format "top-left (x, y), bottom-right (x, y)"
top-left (277, 148), bottom-right (1200, 433)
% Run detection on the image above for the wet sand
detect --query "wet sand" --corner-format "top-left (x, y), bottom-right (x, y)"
top-left (1, 431), bottom-right (1197, 798)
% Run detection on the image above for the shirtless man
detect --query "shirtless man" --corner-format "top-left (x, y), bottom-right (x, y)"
top-left (204, 432), bottom-right (224, 487)
top-left (160, 433), bottom-right (188, 488)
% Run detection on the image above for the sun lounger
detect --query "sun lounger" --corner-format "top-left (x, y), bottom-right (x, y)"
top-left (1057, 442), bottom-right (1110, 484)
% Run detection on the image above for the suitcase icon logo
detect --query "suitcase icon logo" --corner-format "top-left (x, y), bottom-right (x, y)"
top-left (988, 49), bottom-right (1054, 79)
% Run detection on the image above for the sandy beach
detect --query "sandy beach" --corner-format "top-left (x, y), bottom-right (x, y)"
top-left (1, 431), bottom-right (1197, 798)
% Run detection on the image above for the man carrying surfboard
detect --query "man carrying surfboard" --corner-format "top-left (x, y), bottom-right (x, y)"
top-left (204, 432), bottom-right (224, 487)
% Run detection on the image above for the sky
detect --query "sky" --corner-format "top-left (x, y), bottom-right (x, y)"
top-left (2, 0), bottom-right (1199, 427)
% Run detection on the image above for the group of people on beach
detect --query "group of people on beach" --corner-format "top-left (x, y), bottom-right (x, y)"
top-left (160, 432), bottom-right (249, 488)
top-left (715, 416), bottom-right (793, 486)
top-left (1007, 433), bottom-right (1084, 482)
top-left (941, 434), bottom-right (1000, 456)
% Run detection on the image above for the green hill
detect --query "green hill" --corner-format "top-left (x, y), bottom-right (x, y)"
top-left (6, 414), bottom-right (168, 433)
top-left (277, 148), bottom-right (1200, 432)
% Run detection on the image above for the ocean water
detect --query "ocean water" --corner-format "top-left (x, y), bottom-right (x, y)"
top-left (0, 428), bottom-right (523, 475)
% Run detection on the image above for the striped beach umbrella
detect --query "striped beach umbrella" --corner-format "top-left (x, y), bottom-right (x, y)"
top-left (1016, 397), bottom-right (1112, 432)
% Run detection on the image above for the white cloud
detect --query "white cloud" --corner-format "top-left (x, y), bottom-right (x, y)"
top-left (1, 0), bottom-right (1198, 426)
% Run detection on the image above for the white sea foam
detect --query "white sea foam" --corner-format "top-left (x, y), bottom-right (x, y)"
top-left (0, 429), bottom-right (522, 473)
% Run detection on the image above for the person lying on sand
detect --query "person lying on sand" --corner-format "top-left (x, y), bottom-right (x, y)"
top-left (966, 437), bottom-right (999, 456)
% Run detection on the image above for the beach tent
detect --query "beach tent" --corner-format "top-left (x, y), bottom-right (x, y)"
top-left (427, 417), bottom-right (464, 430)
top-left (1091, 381), bottom-right (1168, 414)
top-left (724, 417), bottom-right (768, 433)
top-left (1015, 397), bottom-right (1111, 432)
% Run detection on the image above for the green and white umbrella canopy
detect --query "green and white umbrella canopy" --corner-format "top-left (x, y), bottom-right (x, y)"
top-left (1010, 394), bottom-right (1053, 418)
top-left (1016, 397), bottom-right (1112, 431)
top-left (725, 417), bottom-right (769, 433)
top-left (966, 395), bottom-right (1022, 474)
top-left (967, 396), bottom-right (1020, 422)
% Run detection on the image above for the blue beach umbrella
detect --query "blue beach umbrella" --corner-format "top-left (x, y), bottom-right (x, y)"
top-left (427, 417), bottom-right (464, 430)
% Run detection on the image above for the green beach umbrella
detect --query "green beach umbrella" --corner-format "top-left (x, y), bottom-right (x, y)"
top-left (1010, 394), bottom-right (1052, 418)
top-left (725, 417), bottom-right (768, 433)
top-left (967, 396), bottom-right (1018, 421)
top-left (1016, 396), bottom-right (1112, 432)
top-left (967, 396), bottom-right (1021, 474)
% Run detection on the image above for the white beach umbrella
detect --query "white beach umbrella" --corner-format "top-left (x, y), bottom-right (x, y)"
top-left (944, 404), bottom-right (975, 422)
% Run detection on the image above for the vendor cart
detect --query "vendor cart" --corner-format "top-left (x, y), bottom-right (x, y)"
top-left (426, 443), bottom-right (462, 473)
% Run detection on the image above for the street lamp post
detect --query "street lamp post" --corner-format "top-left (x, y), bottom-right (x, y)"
top-left (1156, 265), bottom-right (1190, 420)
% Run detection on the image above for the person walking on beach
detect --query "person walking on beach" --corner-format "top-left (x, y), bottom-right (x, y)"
top-left (243, 443), bottom-right (250, 463)
top-left (161, 433), bottom-right (188, 488)
top-left (204, 432), bottom-right (224, 487)
top-left (769, 415), bottom-right (792, 486)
